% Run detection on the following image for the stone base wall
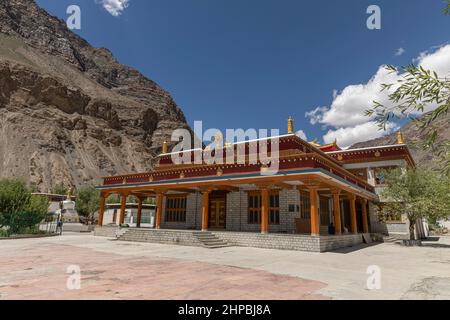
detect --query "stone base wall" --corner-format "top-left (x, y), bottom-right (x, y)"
top-left (112, 228), bottom-right (366, 253)
top-left (214, 231), bottom-right (365, 252)
top-left (94, 226), bottom-right (120, 237)
top-left (118, 229), bottom-right (203, 247)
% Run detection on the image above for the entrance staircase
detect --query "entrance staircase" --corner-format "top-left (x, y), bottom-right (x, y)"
top-left (380, 236), bottom-right (399, 243)
top-left (193, 231), bottom-right (230, 249)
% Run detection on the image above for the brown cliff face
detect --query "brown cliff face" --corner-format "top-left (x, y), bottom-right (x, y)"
top-left (0, 0), bottom-right (190, 191)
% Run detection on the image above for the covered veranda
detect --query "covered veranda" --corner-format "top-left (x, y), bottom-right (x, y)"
top-left (96, 168), bottom-right (377, 237)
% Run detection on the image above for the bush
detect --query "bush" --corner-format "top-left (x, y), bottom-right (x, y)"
top-left (75, 185), bottom-right (100, 225)
top-left (0, 179), bottom-right (48, 236)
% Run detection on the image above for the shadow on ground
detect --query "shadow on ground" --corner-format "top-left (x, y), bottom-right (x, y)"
top-left (328, 242), bottom-right (382, 254)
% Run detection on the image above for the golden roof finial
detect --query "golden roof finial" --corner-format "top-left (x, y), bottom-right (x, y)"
top-left (162, 141), bottom-right (168, 154)
top-left (397, 131), bottom-right (404, 145)
top-left (288, 116), bottom-right (294, 134)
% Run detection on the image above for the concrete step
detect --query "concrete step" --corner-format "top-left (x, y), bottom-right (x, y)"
top-left (193, 232), bottom-right (229, 249)
top-left (382, 236), bottom-right (398, 243)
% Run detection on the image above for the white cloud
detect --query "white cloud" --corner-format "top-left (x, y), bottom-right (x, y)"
top-left (96, 0), bottom-right (130, 16)
top-left (295, 130), bottom-right (308, 141)
top-left (418, 44), bottom-right (450, 77)
top-left (306, 44), bottom-right (450, 147)
top-left (395, 47), bottom-right (406, 56)
top-left (323, 121), bottom-right (398, 148)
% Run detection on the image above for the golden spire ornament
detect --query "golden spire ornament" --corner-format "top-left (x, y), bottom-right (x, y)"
top-left (397, 131), bottom-right (404, 145)
top-left (162, 141), bottom-right (168, 154)
top-left (288, 116), bottom-right (294, 134)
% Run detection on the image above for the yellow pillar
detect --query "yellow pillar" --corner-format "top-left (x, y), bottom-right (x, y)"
top-left (261, 189), bottom-right (270, 234)
top-left (119, 193), bottom-right (127, 225)
top-left (361, 199), bottom-right (369, 234)
top-left (309, 187), bottom-right (320, 236)
top-left (201, 191), bottom-right (210, 231)
top-left (349, 194), bottom-right (357, 234)
top-left (98, 193), bottom-right (106, 226)
top-left (136, 198), bottom-right (143, 228)
top-left (332, 189), bottom-right (342, 235)
top-left (155, 192), bottom-right (164, 230)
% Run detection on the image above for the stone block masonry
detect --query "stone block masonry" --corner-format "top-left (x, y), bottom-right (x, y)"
top-left (213, 231), bottom-right (365, 252)
top-left (95, 227), bottom-right (367, 253)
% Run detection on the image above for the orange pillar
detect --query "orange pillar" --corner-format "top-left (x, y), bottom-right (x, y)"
top-left (155, 192), bottom-right (164, 229)
top-left (361, 199), bottom-right (369, 234)
top-left (309, 187), bottom-right (320, 236)
top-left (98, 193), bottom-right (106, 226)
top-left (261, 189), bottom-right (270, 234)
top-left (201, 191), bottom-right (210, 231)
top-left (332, 190), bottom-right (342, 235)
top-left (349, 194), bottom-right (357, 234)
top-left (119, 193), bottom-right (127, 225)
top-left (136, 198), bottom-right (143, 228)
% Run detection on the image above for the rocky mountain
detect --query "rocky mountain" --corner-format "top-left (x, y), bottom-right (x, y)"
top-left (0, 0), bottom-right (190, 191)
top-left (351, 112), bottom-right (450, 168)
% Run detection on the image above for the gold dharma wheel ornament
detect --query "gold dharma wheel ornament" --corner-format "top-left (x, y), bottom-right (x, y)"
top-left (375, 151), bottom-right (381, 158)
top-left (216, 168), bottom-right (223, 177)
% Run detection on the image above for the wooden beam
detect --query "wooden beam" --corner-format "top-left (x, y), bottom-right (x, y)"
top-left (214, 185), bottom-right (240, 192)
top-left (260, 188), bottom-right (269, 234)
top-left (309, 186), bottom-right (320, 236)
top-left (119, 193), bottom-right (127, 225)
top-left (155, 192), bottom-right (164, 230)
top-left (361, 198), bottom-right (369, 233)
top-left (332, 189), bottom-right (342, 235)
top-left (201, 191), bottom-right (210, 231)
top-left (168, 188), bottom-right (197, 194)
top-left (349, 194), bottom-right (357, 234)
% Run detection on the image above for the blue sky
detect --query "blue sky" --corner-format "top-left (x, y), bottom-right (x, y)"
top-left (36, 0), bottom-right (450, 146)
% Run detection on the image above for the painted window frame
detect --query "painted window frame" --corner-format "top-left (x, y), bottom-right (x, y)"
top-left (165, 195), bottom-right (187, 223)
top-left (247, 190), bottom-right (280, 225)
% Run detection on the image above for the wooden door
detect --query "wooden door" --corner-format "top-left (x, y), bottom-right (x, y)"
top-left (209, 199), bottom-right (226, 229)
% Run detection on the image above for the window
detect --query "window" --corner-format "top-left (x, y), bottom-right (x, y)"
top-left (165, 195), bottom-right (187, 222)
top-left (248, 191), bottom-right (261, 224)
top-left (247, 191), bottom-right (280, 225)
top-left (269, 192), bottom-right (280, 224)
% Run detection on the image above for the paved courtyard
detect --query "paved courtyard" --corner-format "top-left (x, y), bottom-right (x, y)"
top-left (1, 233), bottom-right (450, 300)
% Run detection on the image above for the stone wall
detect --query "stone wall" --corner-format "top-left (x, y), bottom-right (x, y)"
top-left (114, 228), bottom-right (365, 253)
top-left (94, 226), bottom-right (119, 237)
top-left (213, 231), bottom-right (365, 253)
top-left (118, 229), bottom-right (204, 247)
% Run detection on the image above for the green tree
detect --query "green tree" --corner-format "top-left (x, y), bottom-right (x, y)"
top-left (378, 168), bottom-right (450, 240)
top-left (0, 179), bottom-right (49, 236)
top-left (75, 186), bottom-right (100, 224)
